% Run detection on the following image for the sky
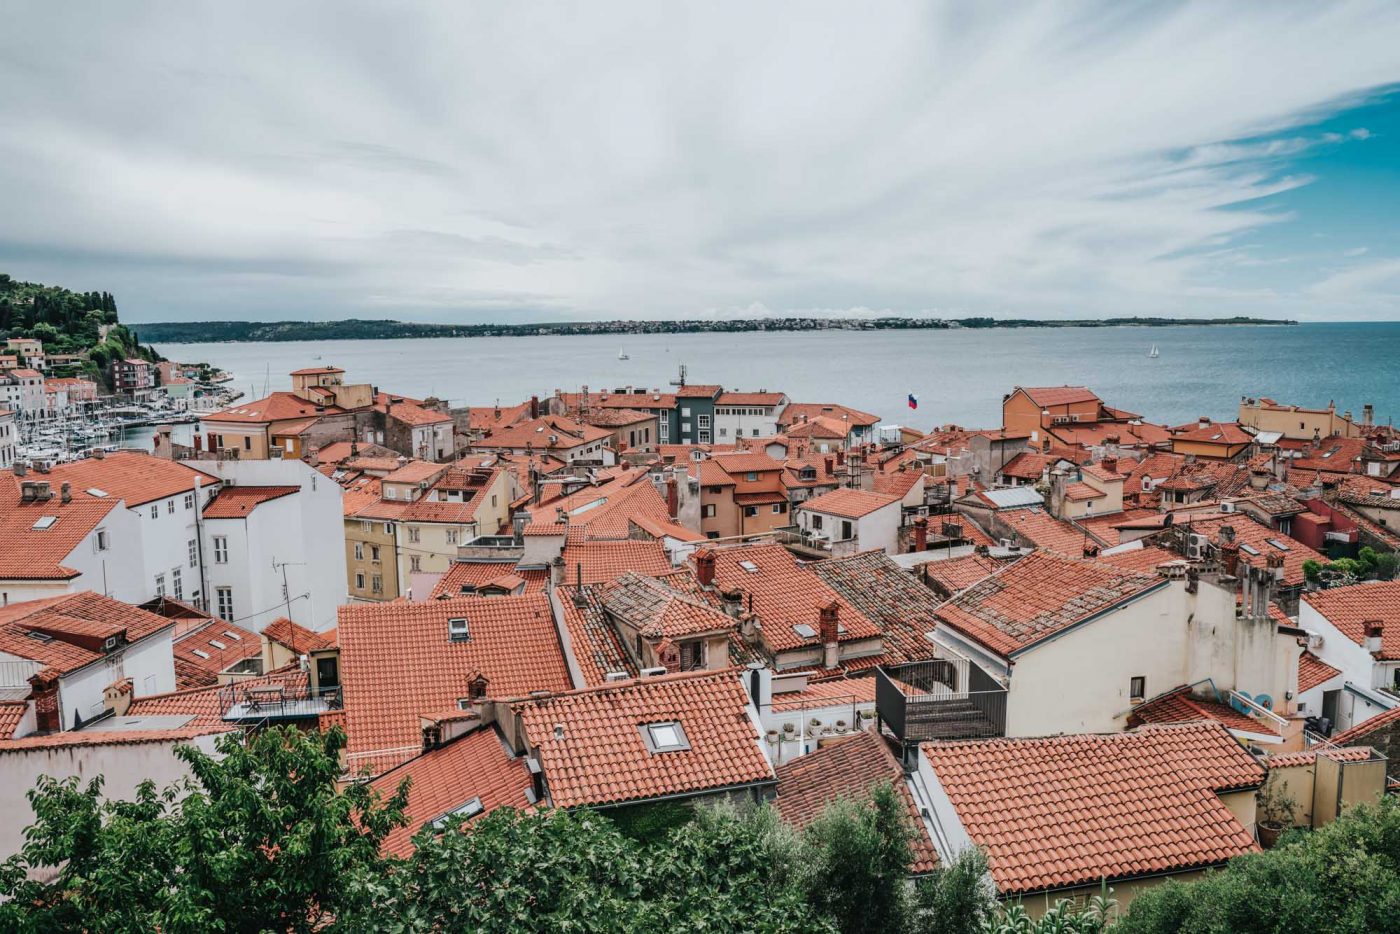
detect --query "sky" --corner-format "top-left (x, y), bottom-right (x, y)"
top-left (2, 2), bottom-right (1400, 324)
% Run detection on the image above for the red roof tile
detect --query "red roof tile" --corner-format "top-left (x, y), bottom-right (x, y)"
top-left (1302, 581), bottom-right (1400, 660)
top-left (430, 562), bottom-right (549, 598)
top-left (995, 508), bottom-right (1092, 556)
top-left (0, 701), bottom-right (26, 740)
top-left (797, 488), bottom-right (900, 519)
top-left (558, 539), bottom-right (672, 585)
top-left (172, 619), bottom-right (262, 686)
top-left (0, 592), bottom-right (174, 677)
top-left (1097, 546), bottom-right (1184, 574)
top-left (1328, 705), bottom-right (1400, 746)
top-left (263, 617), bottom-right (334, 653)
top-left (924, 723), bottom-right (1263, 895)
top-left (1263, 746), bottom-right (1374, 768)
top-left (773, 730), bottom-right (937, 873)
top-left (47, 452), bottom-right (220, 507)
top-left (781, 403), bottom-right (880, 428)
top-left (769, 677), bottom-right (876, 713)
top-left (204, 391), bottom-right (346, 424)
top-left (920, 554), bottom-right (1012, 595)
top-left (0, 475), bottom-right (117, 581)
top-left (1298, 651), bottom-right (1342, 694)
top-left (513, 669), bottom-right (774, 808)
top-left (338, 595), bottom-right (572, 775)
top-left (934, 551), bottom-right (1164, 658)
top-left (0, 725), bottom-right (235, 751)
top-left (808, 551), bottom-right (943, 666)
top-left (1017, 386), bottom-right (1100, 407)
top-left (369, 726), bottom-right (535, 857)
top-left (1128, 686), bottom-right (1282, 739)
top-left (202, 485), bottom-right (299, 518)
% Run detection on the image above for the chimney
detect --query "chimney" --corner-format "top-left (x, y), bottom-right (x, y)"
top-left (694, 549), bottom-right (716, 588)
top-left (1220, 540), bottom-right (1240, 577)
top-left (1365, 620), bottom-right (1384, 655)
top-left (836, 450), bottom-right (845, 467)
top-left (1041, 437), bottom-right (1051, 454)
top-left (825, 456), bottom-right (835, 475)
top-left (913, 516), bottom-right (928, 552)
top-left (530, 395), bottom-right (540, 419)
top-left (12, 462), bottom-right (25, 477)
top-left (1363, 404), bottom-right (1374, 426)
top-left (665, 477), bottom-right (679, 518)
top-left (20, 481), bottom-right (36, 503)
top-left (720, 588), bottom-right (744, 618)
top-left (1250, 467), bottom-right (1269, 491)
top-left (819, 602), bottom-right (840, 670)
top-left (35, 481), bottom-right (51, 501)
top-left (60, 482), bottom-right (71, 505)
top-left (104, 678), bottom-right (134, 717)
top-left (1101, 457), bottom-right (1117, 476)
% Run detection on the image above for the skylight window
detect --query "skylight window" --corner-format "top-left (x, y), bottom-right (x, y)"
top-left (430, 797), bottom-right (483, 829)
top-left (86, 488), bottom-right (108, 498)
top-left (222, 630), bottom-right (242, 641)
top-left (448, 617), bottom-right (470, 642)
top-left (209, 639), bottom-right (227, 650)
top-left (1265, 538), bottom-right (1291, 552)
top-left (32, 516), bottom-right (58, 530)
top-left (793, 623), bottom-right (817, 639)
top-left (641, 721), bottom-right (690, 753)
top-left (192, 649), bottom-right (210, 659)
top-left (738, 560), bottom-right (759, 573)
top-left (1239, 543), bottom-right (1261, 556)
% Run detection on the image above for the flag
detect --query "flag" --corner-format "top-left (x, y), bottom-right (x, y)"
top-left (907, 393), bottom-right (919, 410)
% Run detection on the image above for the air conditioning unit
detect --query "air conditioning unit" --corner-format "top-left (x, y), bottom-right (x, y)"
top-left (1220, 502), bottom-right (1236, 513)
top-left (604, 671), bottom-right (631, 682)
top-left (1307, 632), bottom-right (1324, 650)
top-left (639, 666), bottom-right (668, 678)
top-left (1186, 534), bottom-right (1207, 560)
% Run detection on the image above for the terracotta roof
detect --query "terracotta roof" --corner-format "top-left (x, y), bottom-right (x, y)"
top-left (702, 544), bottom-right (882, 653)
top-left (1263, 746), bottom-right (1374, 769)
top-left (0, 592), bottom-right (174, 678)
top-left (1063, 482), bottom-right (1106, 502)
top-left (782, 416), bottom-right (851, 440)
top-left (769, 677), bottom-right (876, 713)
top-left (384, 461), bottom-right (448, 485)
top-left (934, 551), bottom-right (1165, 658)
top-left (558, 539), bottom-right (673, 585)
top-left (430, 562), bottom-right (549, 598)
top-left (127, 668), bottom-right (307, 729)
top-left (263, 617), bottom-right (334, 653)
top-left (1075, 507), bottom-right (1162, 547)
top-left (204, 391), bottom-right (345, 424)
top-left (1189, 514), bottom-right (1323, 587)
top-left (172, 619), bottom-right (262, 687)
top-left (202, 485), bottom-right (299, 519)
top-left (45, 452), bottom-right (219, 508)
top-left (0, 725), bottom-right (235, 751)
top-left (598, 572), bottom-right (735, 639)
top-left (717, 391), bottom-right (786, 406)
top-left (924, 723), bottom-right (1263, 896)
top-left (709, 452), bottom-right (786, 475)
top-left (289, 366), bottom-right (345, 376)
top-left (376, 396), bottom-right (453, 426)
top-left (674, 384), bottom-right (723, 399)
top-left (1017, 386), bottom-right (1100, 407)
top-left (369, 726), bottom-right (535, 857)
top-left (338, 595), bottom-right (572, 775)
top-left (797, 488), bottom-right (900, 519)
top-left (479, 415), bottom-right (611, 451)
top-left (1128, 686), bottom-right (1282, 740)
top-left (996, 507), bottom-right (1091, 555)
top-left (1302, 581), bottom-right (1400, 660)
top-left (1298, 651), bottom-right (1343, 694)
top-left (782, 403), bottom-right (880, 428)
top-left (872, 469), bottom-right (923, 498)
top-left (1170, 421), bottom-right (1255, 446)
top-left (513, 669), bottom-right (774, 809)
top-left (808, 552), bottom-right (943, 666)
top-left (998, 452), bottom-right (1053, 480)
top-left (0, 701), bottom-right (26, 740)
top-left (0, 475), bottom-right (118, 581)
top-left (920, 553), bottom-right (1013, 595)
top-left (773, 730), bottom-right (937, 873)
top-left (1329, 705), bottom-right (1400, 746)
top-left (1097, 546), bottom-right (1184, 574)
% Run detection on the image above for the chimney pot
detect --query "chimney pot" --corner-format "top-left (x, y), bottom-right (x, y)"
top-left (695, 549), bottom-right (716, 588)
top-left (60, 482), bottom-right (71, 504)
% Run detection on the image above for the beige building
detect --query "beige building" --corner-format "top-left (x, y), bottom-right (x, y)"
top-left (396, 466), bottom-right (518, 598)
top-left (1239, 396), bottom-right (1371, 441)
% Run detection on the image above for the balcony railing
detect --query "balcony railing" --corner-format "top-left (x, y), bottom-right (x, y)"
top-left (218, 676), bottom-right (341, 723)
top-left (876, 659), bottom-right (1007, 743)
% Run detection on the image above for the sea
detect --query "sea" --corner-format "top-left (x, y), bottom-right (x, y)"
top-left (151, 322), bottom-right (1400, 433)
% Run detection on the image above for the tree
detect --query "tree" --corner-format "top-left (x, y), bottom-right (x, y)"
top-left (801, 781), bottom-right (916, 934)
top-left (1116, 796), bottom-right (1400, 934)
top-left (0, 726), bottom-right (408, 933)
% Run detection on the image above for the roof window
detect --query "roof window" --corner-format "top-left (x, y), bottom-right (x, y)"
top-left (192, 649), bottom-right (210, 659)
top-left (1265, 538), bottom-right (1291, 552)
top-left (430, 797), bottom-right (483, 829)
top-left (641, 721), bottom-right (690, 753)
top-left (222, 630), bottom-right (242, 641)
top-left (738, 560), bottom-right (759, 573)
top-left (86, 488), bottom-right (108, 498)
top-left (209, 639), bottom-right (226, 650)
top-left (32, 516), bottom-right (58, 530)
top-left (793, 623), bottom-right (817, 639)
top-left (448, 617), bottom-right (470, 642)
top-left (1239, 543), bottom-right (1261, 556)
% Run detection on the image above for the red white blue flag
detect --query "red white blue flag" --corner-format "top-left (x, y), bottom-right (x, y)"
top-left (907, 393), bottom-right (918, 410)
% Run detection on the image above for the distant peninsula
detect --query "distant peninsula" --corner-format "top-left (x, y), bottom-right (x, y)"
top-left (138, 315), bottom-right (1297, 344)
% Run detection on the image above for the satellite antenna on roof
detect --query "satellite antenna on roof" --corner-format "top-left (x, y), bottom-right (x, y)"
top-left (669, 364), bottom-right (687, 388)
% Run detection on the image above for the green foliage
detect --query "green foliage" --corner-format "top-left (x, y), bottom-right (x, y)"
top-left (0, 274), bottom-right (161, 373)
top-left (1375, 552), bottom-right (1400, 581)
top-left (1116, 796), bottom-right (1400, 934)
top-left (0, 726), bottom-right (407, 933)
top-left (911, 848), bottom-right (997, 934)
top-left (801, 781), bottom-right (916, 934)
top-left (1303, 559), bottom-right (1323, 582)
top-left (988, 896), bottom-right (1115, 933)
top-left (604, 798), bottom-right (696, 844)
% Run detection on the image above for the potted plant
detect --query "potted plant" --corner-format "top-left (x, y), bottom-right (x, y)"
top-left (1257, 779), bottom-right (1296, 848)
top-left (765, 729), bottom-right (779, 744)
top-left (834, 718), bottom-right (848, 732)
top-left (782, 721), bottom-right (796, 735)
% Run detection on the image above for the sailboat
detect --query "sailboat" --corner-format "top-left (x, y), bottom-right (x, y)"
top-left (1147, 344), bottom-right (1160, 358)
top-left (618, 348), bottom-right (630, 360)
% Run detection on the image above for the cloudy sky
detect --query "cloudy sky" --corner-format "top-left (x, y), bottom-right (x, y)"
top-left (3, 2), bottom-right (1400, 323)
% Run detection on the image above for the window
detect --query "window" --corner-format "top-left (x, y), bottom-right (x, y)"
top-left (371, 574), bottom-right (383, 593)
top-left (213, 536), bottom-right (228, 564)
top-left (172, 568), bottom-right (183, 600)
top-left (371, 545), bottom-right (380, 561)
top-left (354, 542), bottom-right (364, 560)
top-left (698, 430), bottom-right (711, 443)
top-left (154, 573), bottom-right (166, 597)
top-left (745, 472), bottom-right (758, 482)
top-left (216, 587), bottom-right (233, 620)
top-left (811, 514), bottom-right (823, 530)
top-left (679, 641), bottom-right (704, 671)
top-left (840, 520), bottom-right (853, 540)
top-left (431, 797), bottom-right (483, 829)
top-left (408, 527), bottom-right (420, 544)
top-left (772, 503), bottom-right (784, 514)
top-left (384, 522), bottom-right (393, 535)
top-left (184, 493), bottom-right (194, 509)
top-left (410, 555), bottom-right (422, 572)
top-left (744, 506), bottom-right (758, 517)
top-left (752, 428), bottom-right (760, 437)
top-left (361, 520), bottom-right (372, 533)
top-left (719, 427), bottom-right (727, 437)
top-left (446, 529), bottom-right (459, 545)
top-left (243, 436), bottom-right (251, 451)
top-left (698, 414), bottom-right (710, 429)
top-left (659, 419), bottom-right (670, 442)
top-left (355, 572), bottom-right (366, 590)
top-left (95, 529), bottom-right (109, 551)
top-left (681, 406), bottom-right (691, 417)
top-left (1130, 676), bottom-right (1146, 702)
top-left (448, 617), bottom-right (470, 642)
top-left (150, 504), bottom-right (159, 520)
top-left (188, 539), bottom-right (198, 567)
top-left (702, 504), bottom-right (716, 518)
top-left (641, 721), bottom-right (690, 753)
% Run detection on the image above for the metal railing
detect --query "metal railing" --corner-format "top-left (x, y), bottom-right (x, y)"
top-left (218, 677), bottom-right (341, 721)
top-left (876, 659), bottom-right (1007, 742)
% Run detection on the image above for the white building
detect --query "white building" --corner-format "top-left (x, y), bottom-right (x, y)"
top-left (794, 488), bottom-right (903, 556)
top-left (0, 409), bottom-right (15, 470)
top-left (714, 392), bottom-right (788, 443)
top-left (192, 458), bottom-right (347, 633)
top-left (1296, 581), bottom-right (1400, 734)
top-left (0, 369), bottom-right (44, 418)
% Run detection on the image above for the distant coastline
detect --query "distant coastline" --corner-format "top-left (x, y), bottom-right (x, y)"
top-left (138, 315), bottom-right (1296, 344)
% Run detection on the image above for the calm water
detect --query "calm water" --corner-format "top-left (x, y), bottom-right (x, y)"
top-left (153, 322), bottom-right (1400, 430)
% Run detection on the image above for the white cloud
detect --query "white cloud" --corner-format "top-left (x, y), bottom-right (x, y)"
top-left (0, 1), bottom-right (1398, 322)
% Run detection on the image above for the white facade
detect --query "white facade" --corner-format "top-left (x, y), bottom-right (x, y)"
top-left (0, 502), bottom-right (145, 606)
top-left (55, 628), bottom-right (177, 727)
top-left (190, 459), bottom-right (347, 633)
top-left (796, 500), bottom-right (902, 555)
top-left (1298, 599), bottom-right (1400, 734)
top-left (0, 410), bottom-right (15, 470)
top-left (714, 398), bottom-right (787, 442)
top-left (133, 482), bottom-right (214, 608)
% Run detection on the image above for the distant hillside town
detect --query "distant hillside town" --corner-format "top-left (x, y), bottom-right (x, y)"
top-left (2, 358), bottom-right (1398, 922)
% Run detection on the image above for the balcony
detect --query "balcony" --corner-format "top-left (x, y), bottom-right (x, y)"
top-left (876, 658), bottom-right (1007, 743)
top-left (218, 676), bottom-right (341, 724)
